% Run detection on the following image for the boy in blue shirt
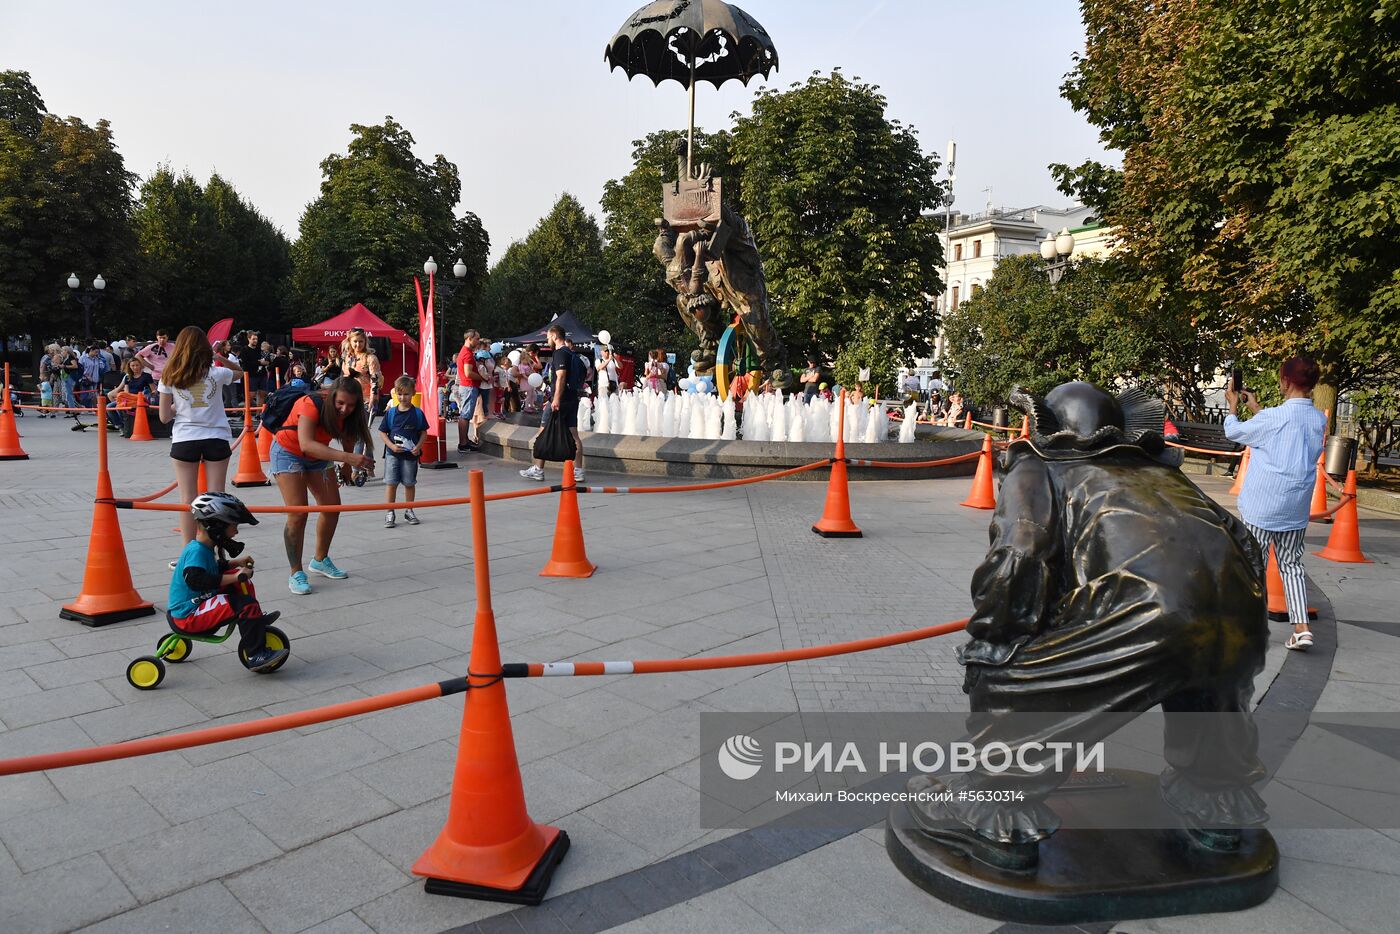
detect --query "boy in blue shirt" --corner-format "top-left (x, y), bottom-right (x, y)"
top-left (379, 374), bottom-right (429, 528)
top-left (168, 492), bottom-right (287, 672)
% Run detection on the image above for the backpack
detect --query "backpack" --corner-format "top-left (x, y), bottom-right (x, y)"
top-left (566, 350), bottom-right (588, 392)
top-left (259, 385), bottom-right (315, 434)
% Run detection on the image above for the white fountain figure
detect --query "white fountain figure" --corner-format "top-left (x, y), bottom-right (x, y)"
top-left (621, 391), bottom-right (640, 436)
top-left (863, 402), bottom-right (881, 444)
top-left (769, 393), bottom-right (788, 443)
top-left (676, 393), bottom-right (692, 439)
top-left (745, 394), bottom-right (767, 441)
top-left (578, 396), bottom-right (594, 432)
top-left (688, 393), bottom-right (707, 439)
top-left (594, 389), bottom-right (612, 434)
top-left (646, 390), bottom-right (663, 437)
top-left (828, 397), bottom-right (841, 441)
top-left (661, 392), bottom-right (678, 438)
top-left (789, 397), bottom-right (807, 443)
top-left (721, 396), bottom-right (737, 440)
top-left (899, 404), bottom-right (917, 443)
top-left (704, 395), bottom-right (723, 439)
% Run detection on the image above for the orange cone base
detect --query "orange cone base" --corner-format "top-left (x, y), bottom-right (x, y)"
top-left (0, 453), bottom-right (28, 460)
top-left (812, 523), bottom-right (862, 538)
top-left (540, 557), bottom-right (597, 578)
top-left (1268, 607), bottom-right (1318, 623)
top-left (960, 493), bottom-right (995, 510)
top-left (231, 478), bottom-right (270, 488)
top-left (418, 829), bottom-right (570, 905)
top-left (59, 601), bottom-right (155, 628)
top-left (1314, 546), bottom-right (1371, 564)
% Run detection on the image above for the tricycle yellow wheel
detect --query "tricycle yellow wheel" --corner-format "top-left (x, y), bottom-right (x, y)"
top-left (126, 656), bottom-right (165, 691)
top-left (163, 636), bottom-right (192, 663)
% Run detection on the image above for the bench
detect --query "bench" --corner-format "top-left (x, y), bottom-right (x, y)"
top-left (1173, 421), bottom-right (1242, 474)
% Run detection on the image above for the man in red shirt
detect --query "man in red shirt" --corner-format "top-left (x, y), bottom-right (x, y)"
top-left (455, 329), bottom-right (483, 452)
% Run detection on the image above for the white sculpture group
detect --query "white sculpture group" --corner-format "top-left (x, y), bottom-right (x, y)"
top-left (577, 388), bottom-right (917, 444)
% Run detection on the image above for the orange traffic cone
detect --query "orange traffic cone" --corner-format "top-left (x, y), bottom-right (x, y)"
top-left (813, 391), bottom-right (862, 538)
top-left (1265, 543), bottom-right (1317, 622)
top-left (960, 434), bottom-right (997, 510)
top-left (963, 411), bottom-right (973, 430)
top-left (232, 375), bottom-right (268, 487)
top-left (0, 363), bottom-right (27, 460)
top-left (1315, 469), bottom-right (1370, 563)
top-left (415, 469), bottom-right (568, 903)
top-left (128, 394), bottom-right (155, 442)
top-left (256, 423), bottom-right (274, 463)
top-left (197, 461), bottom-right (209, 495)
top-left (1019, 417), bottom-right (1030, 439)
top-left (539, 460), bottom-right (596, 577)
top-left (1229, 448), bottom-right (1250, 496)
top-left (1309, 450), bottom-right (1330, 522)
top-left (60, 397), bottom-right (155, 627)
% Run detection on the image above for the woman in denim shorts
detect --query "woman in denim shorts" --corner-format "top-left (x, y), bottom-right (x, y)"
top-left (268, 378), bottom-right (375, 595)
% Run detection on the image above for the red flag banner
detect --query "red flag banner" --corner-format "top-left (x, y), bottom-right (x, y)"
top-left (416, 275), bottom-right (438, 436)
top-left (207, 318), bottom-right (234, 346)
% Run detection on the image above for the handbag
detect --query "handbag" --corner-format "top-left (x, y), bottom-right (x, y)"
top-left (532, 412), bottom-right (577, 463)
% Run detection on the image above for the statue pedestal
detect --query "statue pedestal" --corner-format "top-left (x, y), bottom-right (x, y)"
top-left (885, 770), bottom-right (1277, 925)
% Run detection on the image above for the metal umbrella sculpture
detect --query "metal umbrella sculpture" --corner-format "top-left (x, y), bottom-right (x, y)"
top-left (605, 0), bottom-right (778, 178)
top-left (606, 0), bottom-right (789, 399)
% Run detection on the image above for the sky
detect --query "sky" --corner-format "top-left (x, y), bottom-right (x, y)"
top-left (1, 1), bottom-right (1114, 264)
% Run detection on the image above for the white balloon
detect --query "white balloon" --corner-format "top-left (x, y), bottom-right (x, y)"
top-left (527, 372), bottom-right (544, 388)
top-left (597, 329), bottom-right (612, 345)
top-left (679, 378), bottom-right (693, 390)
top-left (508, 350), bottom-right (522, 365)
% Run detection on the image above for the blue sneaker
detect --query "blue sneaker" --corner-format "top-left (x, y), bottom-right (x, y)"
top-left (308, 556), bottom-right (348, 580)
top-left (288, 571), bottom-right (311, 595)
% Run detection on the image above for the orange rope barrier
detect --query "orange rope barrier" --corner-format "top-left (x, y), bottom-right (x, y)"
top-left (106, 484), bottom-right (555, 514)
top-left (16, 403), bottom-right (137, 413)
top-left (0, 678), bottom-right (465, 775)
top-left (503, 618), bottom-right (971, 677)
top-left (969, 420), bottom-right (1018, 433)
top-left (1165, 440), bottom-right (1244, 458)
top-left (125, 481), bottom-right (179, 503)
top-left (847, 450), bottom-right (983, 470)
top-left (580, 459), bottom-right (832, 494)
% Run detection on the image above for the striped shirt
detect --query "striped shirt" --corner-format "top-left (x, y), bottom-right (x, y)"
top-left (1224, 398), bottom-right (1326, 531)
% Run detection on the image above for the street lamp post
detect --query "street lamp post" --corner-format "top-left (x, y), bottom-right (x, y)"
top-left (1039, 228), bottom-right (1075, 287)
top-left (66, 273), bottom-right (106, 341)
top-left (421, 257), bottom-right (467, 470)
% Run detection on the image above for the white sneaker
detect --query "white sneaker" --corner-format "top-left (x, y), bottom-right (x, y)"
top-left (404, 509), bottom-right (420, 525)
top-left (519, 465), bottom-right (545, 481)
top-left (573, 468), bottom-right (585, 483)
top-left (384, 511), bottom-right (396, 528)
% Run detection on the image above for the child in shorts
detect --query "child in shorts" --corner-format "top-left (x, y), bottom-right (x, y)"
top-left (379, 374), bottom-right (429, 529)
top-left (168, 492), bottom-right (286, 673)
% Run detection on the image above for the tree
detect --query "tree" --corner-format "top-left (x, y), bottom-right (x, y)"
top-left (0, 70), bottom-right (141, 346)
top-left (476, 193), bottom-right (606, 338)
top-left (133, 168), bottom-right (293, 331)
top-left (729, 70), bottom-right (945, 368)
top-left (1054, 1), bottom-right (1400, 415)
top-left (290, 117), bottom-right (488, 336)
top-left (599, 128), bottom-right (735, 356)
top-left (942, 256), bottom-right (1106, 406)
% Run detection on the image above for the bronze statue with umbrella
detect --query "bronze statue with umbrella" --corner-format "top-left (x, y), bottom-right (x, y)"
top-left (606, 0), bottom-right (791, 394)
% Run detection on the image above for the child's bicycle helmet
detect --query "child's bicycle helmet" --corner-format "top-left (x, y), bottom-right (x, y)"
top-left (190, 491), bottom-right (258, 556)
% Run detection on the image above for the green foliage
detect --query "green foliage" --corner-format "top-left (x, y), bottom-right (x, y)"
top-left (598, 128), bottom-right (734, 355)
top-left (1056, 1), bottom-right (1400, 401)
top-left (729, 70), bottom-right (944, 361)
top-left (476, 193), bottom-right (606, 339)
top-left (290, 117), bottom-right (487, 336)
top-left (134, 168), bottom-right (292, 330)
top-left (0, 70), bottom-right (140, 341)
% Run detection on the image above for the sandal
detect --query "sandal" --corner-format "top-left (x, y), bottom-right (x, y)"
top-left (1286, 631), bottom-right (1314, 651)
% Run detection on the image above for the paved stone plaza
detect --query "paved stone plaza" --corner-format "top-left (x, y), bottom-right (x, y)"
top-left (0, 418), bottom-right (1397, 933)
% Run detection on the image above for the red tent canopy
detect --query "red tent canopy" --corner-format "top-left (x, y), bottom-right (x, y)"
top-left (292, 303), bottom-right (419, 351)
top-left (293, 303), bottom-right (420, 391)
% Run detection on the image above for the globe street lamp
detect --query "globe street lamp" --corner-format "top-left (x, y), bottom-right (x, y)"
top-left (422, 256), bottom-right (467, 470)
top-left (66, 272), bottom-right (106, 341)
top-left (1039, 228), bottom-right (1075, 287)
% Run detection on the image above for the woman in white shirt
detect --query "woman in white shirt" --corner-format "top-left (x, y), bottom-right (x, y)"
top-left (159, 326), bottom-right (243, 544)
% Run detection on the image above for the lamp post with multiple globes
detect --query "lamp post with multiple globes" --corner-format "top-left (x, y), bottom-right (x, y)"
top-left (65, 272), bottom-right (106, 341)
